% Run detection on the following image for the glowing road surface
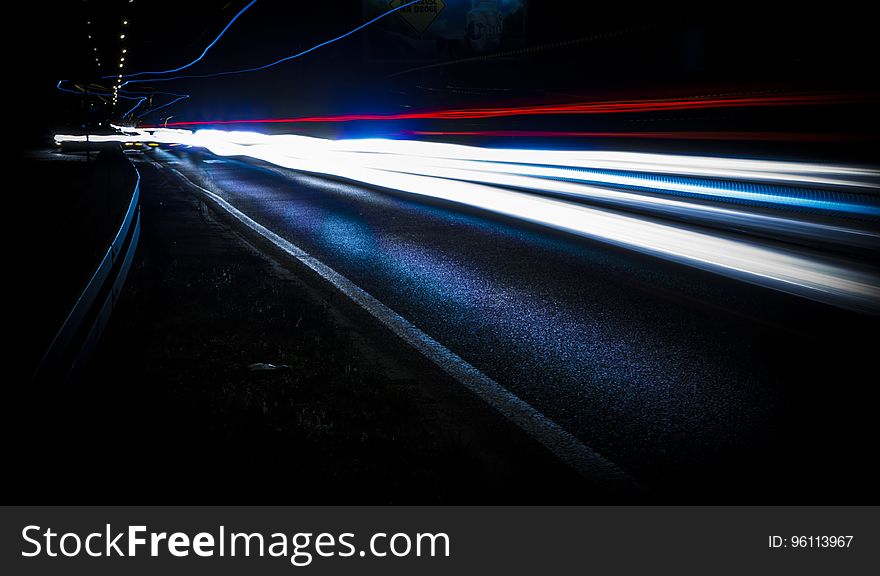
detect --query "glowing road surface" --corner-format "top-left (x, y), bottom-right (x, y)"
top-left (56, 127), bottom-right (880, 315)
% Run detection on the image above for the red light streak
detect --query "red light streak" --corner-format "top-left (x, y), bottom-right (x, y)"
top-left (404, 131), bottom-right (864, 142)
top-left (155, 93), bottom-right (868, 128)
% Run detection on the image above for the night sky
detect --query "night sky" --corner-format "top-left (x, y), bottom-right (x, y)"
top-left (17, 1), bottom-right (878, 152)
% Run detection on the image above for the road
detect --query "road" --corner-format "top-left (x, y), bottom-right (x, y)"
top-left (142, 147), bottom-right (878, 499)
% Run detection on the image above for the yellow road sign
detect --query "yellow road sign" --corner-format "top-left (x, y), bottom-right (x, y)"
top-left (389, 0), bottom-right (446, 35)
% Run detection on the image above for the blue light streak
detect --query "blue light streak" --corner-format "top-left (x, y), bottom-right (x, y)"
top-left (508, 166), bottom-right (880, 217)
top-left (118, 0), bottom-right (259, 79)
top-left (123, 97), bottom-right (148, 117)
top-left (123, 0), bottom-right (424, 86)
top-left (137, 94), bottom-right (191, 118)
top-left (57, 80), bottom-right (190, 119)
top-left (59, 1), bottom-right (424, 121)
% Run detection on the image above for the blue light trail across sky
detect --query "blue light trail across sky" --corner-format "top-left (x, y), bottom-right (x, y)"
top-left (119, 0), bottom-right (259, 79)
top-left (121, 0), bottom-right (425, 85)
top-left (58, 0), bottom-right (426, 121)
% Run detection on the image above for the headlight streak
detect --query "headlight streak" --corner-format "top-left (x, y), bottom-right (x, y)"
top-left (293, 150), bottom-right (880, 217)
top-left (53, 129), bottom-right (880, 314)
top-left (325, 138), bottom-right (879, 188)
top-left (295, 153), bottom-right (880, 248)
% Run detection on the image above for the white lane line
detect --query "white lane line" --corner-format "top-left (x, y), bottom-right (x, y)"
top-left (162, 162), bottom-right (642, 496)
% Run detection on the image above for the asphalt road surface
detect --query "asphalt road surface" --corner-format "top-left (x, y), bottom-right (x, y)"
top-left (143, 147), bottom-right (879, 499)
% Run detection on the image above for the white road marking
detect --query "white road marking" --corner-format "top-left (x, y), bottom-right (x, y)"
top-left (160, 160), bottom-right (642, 496)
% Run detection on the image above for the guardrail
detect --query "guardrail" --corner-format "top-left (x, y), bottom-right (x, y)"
top-left (32, 164), bottom-right (141, 384)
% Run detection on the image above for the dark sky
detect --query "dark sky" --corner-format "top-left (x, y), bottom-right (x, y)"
top-left (16, 1), bottom-right (878, 144)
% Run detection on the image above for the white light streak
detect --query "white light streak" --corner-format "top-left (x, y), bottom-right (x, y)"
top-left (52, 129), bottom-right (880, 313)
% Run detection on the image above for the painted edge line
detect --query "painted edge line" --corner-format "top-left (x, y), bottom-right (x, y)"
top-left (163, 162), bottom-right (642, 496)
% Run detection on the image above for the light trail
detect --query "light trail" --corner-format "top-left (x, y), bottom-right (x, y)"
top-left (157, 93), bottom-right (868, 126)
top-left (280, 151), bottom-right (880, 246)
top-left (54, 80), bottom-right (190, 118)
top-left (120, 0), bottom-right (260, 79)
top-left (339, 150), bottom-right (880, 215)
top-left (122, 0), bottom-right (424, 86)
top-left (405, 130), bottom-right (864, 142)
top-left (60, 1), bottom-right (423, 122)
top-left (137, 94), bottom-right (191, 118)
top-left (325, 138), bottom-right (879, 189)
top-left (122, 97), bottom-right (147, 118)
top-left (53, 128), bottom-right (880, 314)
